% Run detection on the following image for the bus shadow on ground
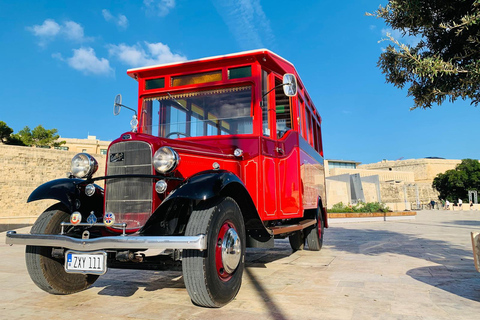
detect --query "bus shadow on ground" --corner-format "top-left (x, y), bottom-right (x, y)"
top-left (92, 244), bottom-right (295, 298)
top-left (327, 226), bottom-right (480, 302)
top-left (93, 269), bottom-right (185, 297)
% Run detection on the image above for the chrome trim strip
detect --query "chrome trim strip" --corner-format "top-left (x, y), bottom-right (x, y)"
top-left (5, 231), bottom-right (207, 251)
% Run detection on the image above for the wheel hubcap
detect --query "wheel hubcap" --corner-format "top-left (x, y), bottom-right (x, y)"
top-left (216, 221), bottom-right (241, 280)
top-left (221, 228), bottom-right (241, 274)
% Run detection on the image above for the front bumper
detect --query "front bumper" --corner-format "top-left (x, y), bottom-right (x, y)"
top-left (5, 231), bottom-right (207, 251)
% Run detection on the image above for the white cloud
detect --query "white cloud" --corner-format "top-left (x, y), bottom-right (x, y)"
top-left (108, 41), bottom-right (186, 67)
top-left (29, 19), bottom-right (61, 37)
top-left (143, 0), bottom-right (175, 17)
top-left (63, 21), bottom-right (87, 41)
top-left (102, 9), bottom-right (114, 21)
top-left (67, 47), bottom-right (113, 76)
top-left (28, 19), bottom-right (91, 45)
top-left (51, 52), bottom-right (64, 61)
top-left (117, 14), bottom-right (129, 29)
top-left (212, 0), bottom-right (275, 50)
top-left (102, 9), bottom-right (129, 29)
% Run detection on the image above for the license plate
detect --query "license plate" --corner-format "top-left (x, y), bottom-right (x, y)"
top-left (65, 250), bottom-right (107, 275)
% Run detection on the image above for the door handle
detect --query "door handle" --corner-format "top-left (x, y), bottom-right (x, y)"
top-left (276, 147), bottom-right (284, 154)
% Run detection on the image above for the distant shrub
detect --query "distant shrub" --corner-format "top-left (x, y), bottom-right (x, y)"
top-left (330, 202), bottom-right (389, 213)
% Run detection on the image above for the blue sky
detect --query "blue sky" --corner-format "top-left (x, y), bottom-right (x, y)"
top-left (0, 0), bottom-right (478, 164)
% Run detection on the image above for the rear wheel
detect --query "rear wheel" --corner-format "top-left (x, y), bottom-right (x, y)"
top-left (182, 197), bottom-right (246, 307)
top-left (25, 203), bottom-right (99, 294)
top-left (289, 231), bottom-right (304, 251)
top-left (305, 207), bottom-right (324, 251)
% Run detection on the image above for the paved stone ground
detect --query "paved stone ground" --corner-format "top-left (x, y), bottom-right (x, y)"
top-left (1, 210), bottom-right (479, 319)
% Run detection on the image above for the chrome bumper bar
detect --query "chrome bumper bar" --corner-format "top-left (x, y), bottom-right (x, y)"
top-left (5, 231), bottom-right (207, 251)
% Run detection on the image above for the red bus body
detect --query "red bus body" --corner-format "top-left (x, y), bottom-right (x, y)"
top-left (125, 49), bottom-right (327, 225)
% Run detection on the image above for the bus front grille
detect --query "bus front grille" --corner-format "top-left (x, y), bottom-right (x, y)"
top-left (105, 141), bottom-right (153, 230)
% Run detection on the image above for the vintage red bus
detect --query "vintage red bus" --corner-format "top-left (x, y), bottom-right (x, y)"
top-left (7, 49), bottom-right (327, 307)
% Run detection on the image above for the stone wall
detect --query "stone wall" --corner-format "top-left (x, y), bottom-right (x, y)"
top-left (330, 168), bottom-right (415, 183)
top-left (358, 158), bottom-right (462, 183)
top-left (0, 144), bottom-right (106, 224)
top-left (380, 182), bottom-right (439, 211)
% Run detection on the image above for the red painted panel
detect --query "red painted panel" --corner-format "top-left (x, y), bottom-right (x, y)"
top-left (278, 148), bottom-right (301, 216)
top-left (262, 157), bottom-right (277, 217)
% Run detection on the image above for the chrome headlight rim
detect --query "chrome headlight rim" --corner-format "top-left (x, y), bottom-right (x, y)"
top-left (71, 153), bottom-right (99, 178)
top-left (153, 147), bottom-right (179, 174)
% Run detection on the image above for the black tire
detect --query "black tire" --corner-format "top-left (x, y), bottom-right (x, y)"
top-left (25, 203), bottom-right (99, 294)
top-left (182, 197), bottom-right (246, 307)
top-left (305, 207), bottom-right (324, 251)
top-left (289, 231), bottom-right (304, 251)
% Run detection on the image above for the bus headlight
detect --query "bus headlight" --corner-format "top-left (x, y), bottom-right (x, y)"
top-left (153, 147), bottom-right (179, 173)
top-left (71, 153), bottom-right (99, 178)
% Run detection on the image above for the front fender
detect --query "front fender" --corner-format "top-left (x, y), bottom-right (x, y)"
top-left (165, 170), bottom-right (242, 202)
top-left (28, 178), bottom-right (104, 214)
top-left (141, 170), bottom-right (263, 236)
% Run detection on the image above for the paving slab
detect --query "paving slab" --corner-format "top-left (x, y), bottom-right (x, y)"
top-left (1, 210), bottom-right (479, 319)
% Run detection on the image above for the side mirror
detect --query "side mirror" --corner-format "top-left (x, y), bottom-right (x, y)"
top-left (114, 94), bottom-right (122, 116)
top-left (283, 74), bottom-right (297, 97)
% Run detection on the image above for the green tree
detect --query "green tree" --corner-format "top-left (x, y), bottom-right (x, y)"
top-left (13, 125), bottom-right (65, 147)
top-left (369, 1), bottom-right (480, 109)
top-left (0, 121), bottom-right (13, 143)
top-left (433, 159), bottom-right (480, 201)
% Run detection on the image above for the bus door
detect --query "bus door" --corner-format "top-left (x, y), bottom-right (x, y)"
top-left (261, 72), bottom-right (301, 219)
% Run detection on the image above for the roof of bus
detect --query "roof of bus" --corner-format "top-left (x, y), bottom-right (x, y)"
top-left (126, 49), bottom-right (295, 78)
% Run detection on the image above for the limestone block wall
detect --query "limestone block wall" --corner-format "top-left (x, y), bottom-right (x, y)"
top-left (380, 182), bottom-right (439, 211)
top-left (330, 168), bottom-right (415, 183)
top-left (363, 182), bottom-right (379, 203)
top-left (326, 179), bottom-right (350, 208)
top-left (0, 144), bottom-right (106, 223)
top-left (359, 158), bottom-right (462, 183)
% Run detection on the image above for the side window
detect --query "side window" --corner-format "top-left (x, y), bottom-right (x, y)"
top-left (275, 78), bottom-right (292, 138)
top-left (262, 70), bottom-right (270, 137)
top-left (313, 120), bottom-right (319, 152)
top-left (317, 123), bottom-right (324, 156)
top-left (305, 107), bottom-right (312, 145)
top-left (297, 97), bottom-right (304, 138)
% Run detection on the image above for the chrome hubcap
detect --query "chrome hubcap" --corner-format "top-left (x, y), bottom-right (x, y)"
top-left (221, 228), bottom-right (241, 274)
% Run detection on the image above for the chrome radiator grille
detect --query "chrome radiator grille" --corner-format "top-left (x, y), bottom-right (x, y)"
top-left (105, 141), bottom-right (153, 229)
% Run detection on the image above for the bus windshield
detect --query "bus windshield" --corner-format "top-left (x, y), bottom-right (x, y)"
top-left (140, 86), bottom-right (253, 138)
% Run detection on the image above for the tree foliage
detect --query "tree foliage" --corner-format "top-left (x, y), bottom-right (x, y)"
top-left (433, 159), bottom-right (480, 201)
top-left (1, 121), bottom-right (66, 147)
top-left (369, 0), bottom-right (480, 109)
top-left (12, 125), bottom-right (65, 147)
top-left (0, 121), bottom-right (13, 143)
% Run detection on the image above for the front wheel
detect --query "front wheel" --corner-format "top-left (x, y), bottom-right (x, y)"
top-left (182, 197), bottom-right (246, 307)
top-left (25, 203), bottom-right (99, 294)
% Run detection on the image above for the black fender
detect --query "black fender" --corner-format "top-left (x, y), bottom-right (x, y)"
top-left (164, 170), bottom-right (243, 202)
top-left (140, 170), bottom-right (268, 239)
top-left (28, 178), bottom-right (104, 215)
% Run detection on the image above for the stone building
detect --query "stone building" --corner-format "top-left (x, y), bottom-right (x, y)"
top-left (58, 135), bottom-right (111, 155)
top-left (325, 158), bottom-right (464, 211)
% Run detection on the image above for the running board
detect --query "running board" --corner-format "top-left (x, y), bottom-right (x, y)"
top-left (268, 219), bottom-right (316, 235)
